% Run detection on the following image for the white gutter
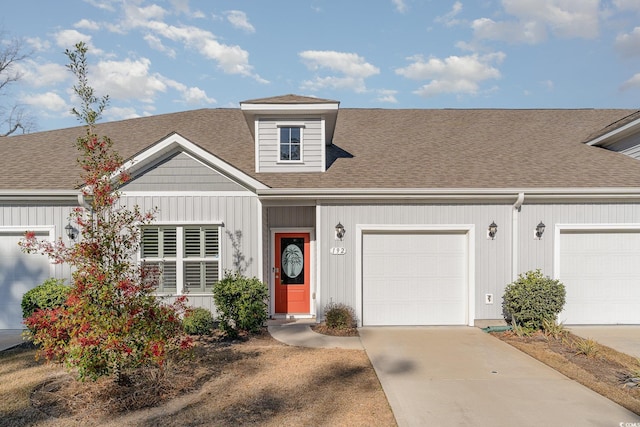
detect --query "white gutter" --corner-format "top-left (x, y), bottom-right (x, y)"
top-left (512, 192), bottom-right (525, 281)
top-left (256, 187), bottom-right (640, 201)
top-left (0, 190), bottom-right (81, 201)
top-left (585, 117), bottom-right (640, 146)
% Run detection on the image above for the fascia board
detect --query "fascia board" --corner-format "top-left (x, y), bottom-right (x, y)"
top-left (256, 187), bottom-right (640, 201)
top-left (240, 103), bottom-right (339, 114)
top-left (586, 118), bottom-right (640, 146)
top-left (0, 190), bottom-right (81, 202)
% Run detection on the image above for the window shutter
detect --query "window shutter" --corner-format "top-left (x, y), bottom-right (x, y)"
top-left (184, 227), bottom-right (201, 257)
top-left (141, 228), bottom-right (159, 258)
top-left (204, 228), bottom-right (218, 257)
top-left (163, 228), bottom-right (177, 257)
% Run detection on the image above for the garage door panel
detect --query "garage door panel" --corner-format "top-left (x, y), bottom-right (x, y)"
top-left (362, 231), bottom-right (467, 326)
top-left (0, 232), bottom-right (51, 329)
top-left (559, 230), bottom-right (640, 325)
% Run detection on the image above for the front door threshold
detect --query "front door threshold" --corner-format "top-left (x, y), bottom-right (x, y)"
top-left (271, 314), bottom-right (315, 320)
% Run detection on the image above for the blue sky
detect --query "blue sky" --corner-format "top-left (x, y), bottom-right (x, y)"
top-left (2, 0), bottom-right (640, 132)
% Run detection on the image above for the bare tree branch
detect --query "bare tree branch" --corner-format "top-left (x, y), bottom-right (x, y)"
top-left (0, 32), bottom-right (35, 137)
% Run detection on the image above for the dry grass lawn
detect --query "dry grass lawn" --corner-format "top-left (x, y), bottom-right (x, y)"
top-left (494, 330), bottom-right (640, 416)
top-left (0, 332), bottom-right (396, 427)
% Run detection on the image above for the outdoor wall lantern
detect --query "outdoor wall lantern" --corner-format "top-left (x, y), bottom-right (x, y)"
top-left (535, 221), bottom-right (546, 239)
top-left (335, 222), bottom-right (346, 241)
top-left (488, 221), bottom-right (498, 240)
top-left (65, 222), bottom-right (77, 240)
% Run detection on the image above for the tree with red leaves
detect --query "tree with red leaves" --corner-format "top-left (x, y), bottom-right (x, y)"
top-left (20, 42), bottom-right (192, 382)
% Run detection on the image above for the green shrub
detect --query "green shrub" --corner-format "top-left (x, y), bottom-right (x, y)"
top-left (21, 278), bottom-right (70, 320)
top-left (182, 307), bottom-right (215, 335)
top-left (324, 302), bottom-right (357, 329)
top-left (502, 269), bottom-right (566, 330)
top-left (212, 271), bottom-right (268, 338)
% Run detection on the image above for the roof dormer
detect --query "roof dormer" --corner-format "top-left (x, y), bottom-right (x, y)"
top-left (240, 94), bottom-right (339, 173)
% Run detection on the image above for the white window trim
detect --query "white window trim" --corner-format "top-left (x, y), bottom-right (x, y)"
top-left (140, 223), bottom-right (222, 296)
top-left (277, 123), bottom-right (305, 164)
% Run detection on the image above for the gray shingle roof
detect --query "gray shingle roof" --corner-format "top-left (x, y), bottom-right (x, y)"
top-left (2, 107), bottom-right (640, 191)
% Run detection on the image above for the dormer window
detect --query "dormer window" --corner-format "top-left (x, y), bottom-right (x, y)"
top-left (279, 125), bottom-right (303, 162)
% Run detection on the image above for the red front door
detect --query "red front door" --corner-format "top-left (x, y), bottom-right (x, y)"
top-left (275, 233), bottom-right (310, 314)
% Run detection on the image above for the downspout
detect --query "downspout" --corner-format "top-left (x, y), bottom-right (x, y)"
top-left (512, 192), bottom-right (525, 281)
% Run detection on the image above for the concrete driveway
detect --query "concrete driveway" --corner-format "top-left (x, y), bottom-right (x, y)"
top-left (0, 330), bottom-right (25, 351)
top-left (359, 327), bottom-right (640, 427)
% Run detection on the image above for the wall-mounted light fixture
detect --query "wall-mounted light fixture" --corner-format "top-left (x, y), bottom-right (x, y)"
top-left (535, 221), bottom-right (546, 239)
top-left (65, 222), bottom-right (77, 240)
top-left (488, 221), bottom-right (498, 240)
top-left (335, 222), bottom-right (345, 241)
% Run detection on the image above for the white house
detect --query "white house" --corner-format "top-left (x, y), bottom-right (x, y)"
top-left (2, 94), bottom-right (640, 329)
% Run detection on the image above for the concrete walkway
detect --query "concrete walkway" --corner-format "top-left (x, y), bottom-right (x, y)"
top-left (0, 329), bottom-right (25, 351)
top-left (359, 327), bottom-right (640, 427)
top-left (267, 320), bottom-right (363, 350)
top-left (570, 326), bottom-right (640, 359)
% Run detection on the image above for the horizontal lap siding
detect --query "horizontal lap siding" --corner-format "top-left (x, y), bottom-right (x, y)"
top-left (318, 202), bottom-right (512, 321)
top-left (605, 134), bottom-right (640, 160)
top-left (257, 118), bottom-right (324, 172)
top-left (122, 151), bottom-right (247, 192)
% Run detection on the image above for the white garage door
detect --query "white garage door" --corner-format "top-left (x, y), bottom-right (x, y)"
top-left (362, 231), bottom-right (468, 326)
top-left (0, 231), bottom-right (51, 329)
top-left (559, 230), bottom-right (640, 324)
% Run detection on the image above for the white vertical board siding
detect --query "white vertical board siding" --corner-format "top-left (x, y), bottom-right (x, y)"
top-left (120, 193), bottom-right (260, 312)
top-left (257, 118), bottom-right (324, 172)
top-left (557, 229), bottom-right (640, 324)
top-left (318, 202), bottom-right (511, 322)
top-left (0, 202), bottom-right (77, 329)
top-left (518, 203), bottom-right (640, 278)
top-left (362, 231), bottom-right (467, 325)
top-left (0, 203), bottom-right (76, 283)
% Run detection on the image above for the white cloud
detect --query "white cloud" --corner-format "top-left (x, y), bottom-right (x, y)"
top-left (103, 106), bottom-right (141, 122)
top-left (616, 27), bottom-right (640, 57)
top-left (436, 1), bottom-right (463, 27)
top-left (614, 0), bottom-right (640, 12)
top-left (621, 72), bottom-right (640, 91)
top-left (395, 52), bottom-right (505, 97)
top-left (17, 60), bottom-right (69, 88)
top-left (540, 79), bottom-right (554, 90)
top-left (226, 10), bottom-right (255, 33)
top-left (25, 37), bottom-right (50, 52)
top-left (182, 87), bottom-right (216, 105)
top-left (144, 34), bottom-right (177, 58)
top-left (163, 79), bottom-right (216, 105)
top-left (392, 0), bottom-right (408, 13)
top-left (300, 51), bottom-right (379, 77)
top-left (53, 29), bottom-right (98, 52)
top-left (93, 58), bottom-right (167, 103)
top-left (169, 0), bottom-right (205, 18)
top-left (472, 0), bottom-right (600, 44)
top-left (21, 92), bottom-right (69, 113)
top-left (299, 50), bottom-right (380, 93)
top-left (74, 19), bottom-right (101, 31)
top-left (375, 89), bottom-right (398, 103)
top-left (115, 4), bottom-right (265, 82)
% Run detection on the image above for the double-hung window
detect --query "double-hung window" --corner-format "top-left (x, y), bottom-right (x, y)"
top-left (141, 225), bottom-right (220, 294)
top-left (279, 126), bottom-right (302, 161)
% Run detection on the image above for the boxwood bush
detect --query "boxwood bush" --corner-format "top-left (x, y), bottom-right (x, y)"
top-left (502, 270), bottom-right (566, 330)
top-left (21, 278), bottom-right (70, 320)
top-left (182, 307), bottom-right (216, 335)
top-left (212, 272), bottom-right (268, 337)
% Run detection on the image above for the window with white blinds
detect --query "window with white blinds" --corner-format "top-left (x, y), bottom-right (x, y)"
top-left (141, 225), bottom-right (220, 294)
